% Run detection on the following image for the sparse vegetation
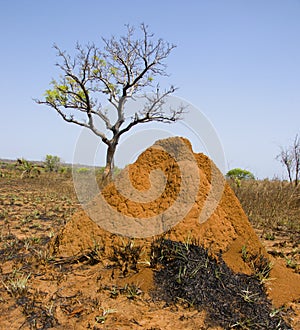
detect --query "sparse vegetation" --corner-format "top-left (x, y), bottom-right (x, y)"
top-left (15, 158), bottom-right (41, 178)
top-left (230, 178), bottom-right (300, 276)
top-left (229, 179), bottom-right (300, 238)
top-left (109, 239), bottom-right (143, 277)
top-left (0, 160), bottom-right (298, 328)
top-left (44, 154), bottom-right (61, 172)
top-left (95, 308), bottom-right (117, 324)
top-left (2, 272), bottom-right (31, 297)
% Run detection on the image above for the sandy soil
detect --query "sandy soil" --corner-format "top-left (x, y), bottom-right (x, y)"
top-left (0, 137), bottom-right (299, 329)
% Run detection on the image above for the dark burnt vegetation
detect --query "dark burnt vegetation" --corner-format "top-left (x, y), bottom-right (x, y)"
top-left (151, 239), bottom-right (292, 329)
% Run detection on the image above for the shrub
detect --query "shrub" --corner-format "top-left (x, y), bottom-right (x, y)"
top-left (16, 158), bottom-right (41, 178)
top-left (44, 155), bottom-right (61, 172)
top-left (226, 168), bottom-right (255, 187)
top-left (76, 167), bottom-right (91, 174)
top-left (59, 166), bottom-right (72, 176)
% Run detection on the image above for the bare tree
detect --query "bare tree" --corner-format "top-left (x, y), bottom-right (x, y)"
top-left (293, 134), bottom-right (300, 186)
top-left (36, 24), bottom-right (185, 178)
top-left (276, 134), bottom-right (300, 186)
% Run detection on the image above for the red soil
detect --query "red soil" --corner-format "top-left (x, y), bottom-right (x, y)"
top-left (50, 136), bottom-right (300, 327)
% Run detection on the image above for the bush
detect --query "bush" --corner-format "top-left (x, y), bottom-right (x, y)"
top-left (226, 168), bottom-right (255, 187)
top-left (59, 166), bottom-right (72, 176)
top-left (16, 158), bottom-right (41, 178)
top-left (76, 167), bottom-right (91, 174)
top-left (44, 155), bottom-right (61, 172)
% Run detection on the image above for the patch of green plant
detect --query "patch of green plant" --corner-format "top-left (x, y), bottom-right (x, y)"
top-left (264, 232), bottom-right (275, 241)
top-left (123, 283), bottom-right (142, 300)
top-left (285, 257), bottom-right (297, 270)
top-left (59, 166), bottom-right (72, 176)
top-left (241, 245), bottom-right (249, 262)
top-left (242, 250), bottom-right (273, 284)
top-left (108, 286), bottom-right (119, 299)
top-left (105, 283), bottom-right (142, 300)
top-left (33, 247), bottom-right (55, 265)
top-left (15, 158), bottom-right (41, 178)
top-left (0, 210), bottom-right (8, 220)
top-left (0, 236), bottom-right (24, 260)
top-left (2, 272), bottom-right (31, 297)
top-left (95, 308), bottom-right (116, 324)
top-left (44, 155), bottom-right (61, 172)
top-left (76, 167), bottom-right (91, 174)
top-left (30, 236), bottom-right (41, 244)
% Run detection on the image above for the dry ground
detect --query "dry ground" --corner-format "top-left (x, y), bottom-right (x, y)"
top-left (0, 165), bottom-right (299, 329)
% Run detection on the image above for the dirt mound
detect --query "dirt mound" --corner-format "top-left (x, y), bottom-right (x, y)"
top-left (50, 136), bottom-right (300, 310)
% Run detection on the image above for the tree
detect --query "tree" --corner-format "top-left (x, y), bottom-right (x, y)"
top-left (44, 155), bottom-right (61, 172)
top-left (276, 134), bottom-right (300, 186)
top-left (36, 24), bottom-right (184, 179)
top-left (226, 168), bottom-right (255, 187)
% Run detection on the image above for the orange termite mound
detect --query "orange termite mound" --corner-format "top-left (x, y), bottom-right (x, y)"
top-left (50, 137), bottom-right (300, 308)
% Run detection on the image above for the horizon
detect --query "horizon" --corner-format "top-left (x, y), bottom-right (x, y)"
top-left (0, 0), bottom-right (299, 180)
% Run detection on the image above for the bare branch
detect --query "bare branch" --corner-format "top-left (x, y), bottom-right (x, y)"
top-left (276, 134), bottom-right (300, 185)
top-left (36, 24), bottom-right (181, 176)
top-left (117, 86), bottom-right (186, 138)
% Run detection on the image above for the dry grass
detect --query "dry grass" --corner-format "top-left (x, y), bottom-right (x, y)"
top-left (228, 179), bottom-right (300, 274)
top-left (0, 161), bottom-right (299, 328)
top-left (229, 179), bottom-right (300, 237)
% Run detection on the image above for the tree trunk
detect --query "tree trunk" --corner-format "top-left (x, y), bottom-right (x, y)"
top-left (102, 142), bottom-right (117, 185)
top-left (295, 154), bottom-right (299, 186)
top-left (287, 167), bottom-right (293, 184)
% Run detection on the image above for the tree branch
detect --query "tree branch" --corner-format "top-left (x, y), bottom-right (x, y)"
top-left (36, 24), bottom-right (181, 176)
top-left (117, 86), bottom-right (185, 138)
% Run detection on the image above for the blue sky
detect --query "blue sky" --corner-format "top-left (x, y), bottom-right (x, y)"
top-left (0, 0), bottom-right (299, 179)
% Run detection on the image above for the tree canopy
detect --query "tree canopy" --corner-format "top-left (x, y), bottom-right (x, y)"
top-left (36, 24), bottom-right (185, 178)
top-left (226, 168), bottom-right (255, 186)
